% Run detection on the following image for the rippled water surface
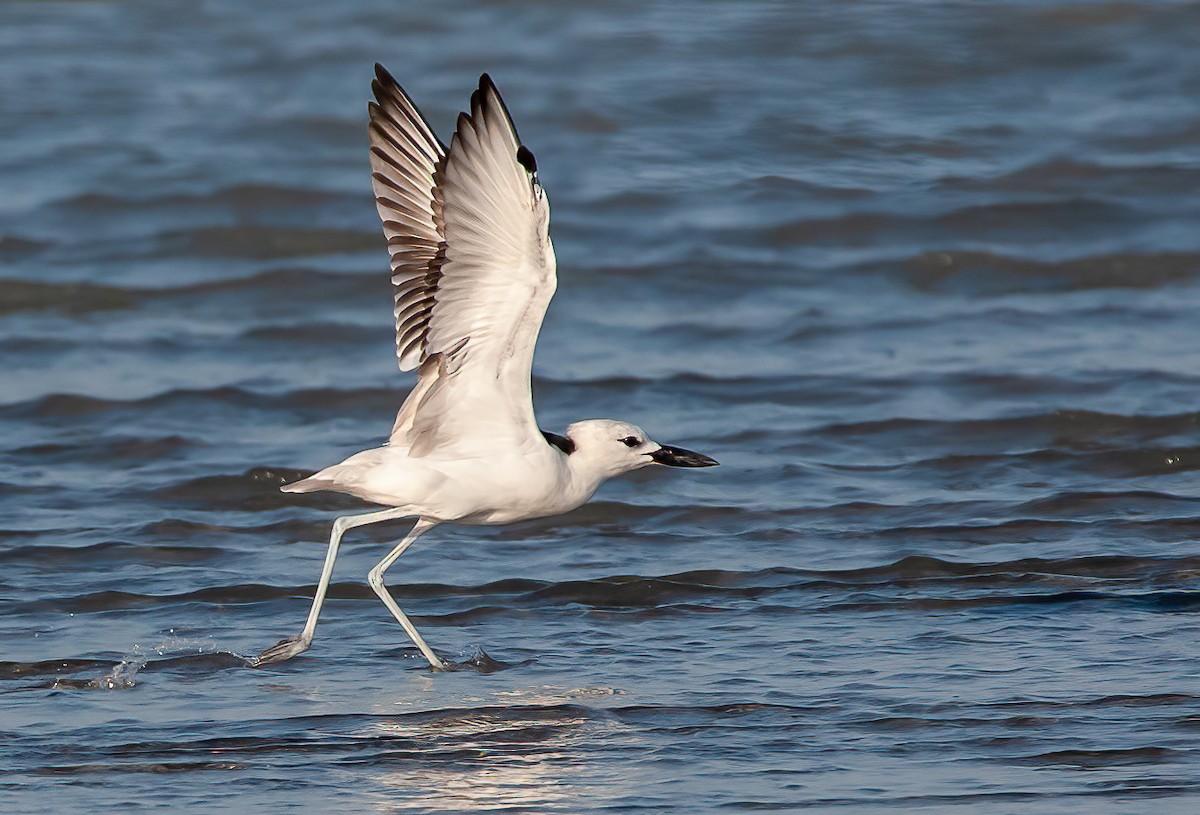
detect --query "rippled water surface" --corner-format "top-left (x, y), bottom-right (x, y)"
top-left (4, 0), bottom-right (1200, 811)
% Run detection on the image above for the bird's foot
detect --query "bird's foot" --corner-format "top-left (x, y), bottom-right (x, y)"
top-left (253, 635), bottom-right (311, 666)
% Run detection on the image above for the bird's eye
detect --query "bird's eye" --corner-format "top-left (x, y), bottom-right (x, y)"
top-left (620, 436), bottom-right (641, 447)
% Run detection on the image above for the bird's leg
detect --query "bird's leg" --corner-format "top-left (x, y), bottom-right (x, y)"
top-left (254, 506), bottom-right (413, 666)
top-left (367, 518), bottom-right (450, 670)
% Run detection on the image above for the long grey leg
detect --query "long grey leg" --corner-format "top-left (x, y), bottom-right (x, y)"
top-left (254, 506), bottom-right (413, 666)
top-left (367, 518), bottom-right (448, 670)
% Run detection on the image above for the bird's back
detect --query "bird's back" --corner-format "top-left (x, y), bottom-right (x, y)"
top-left (283, 440), bottom-right (590, 524)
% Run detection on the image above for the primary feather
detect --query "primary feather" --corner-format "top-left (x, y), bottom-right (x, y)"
top-left (369, 67), bottom-right (556, 459)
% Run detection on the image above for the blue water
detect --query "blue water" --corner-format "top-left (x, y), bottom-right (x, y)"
top-left (3, 0), bottom-right (1200, 811)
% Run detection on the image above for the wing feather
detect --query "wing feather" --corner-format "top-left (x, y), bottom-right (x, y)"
top-left (368, 65), bottom-right (446, 372)
top-left (368, 68), bottom-right (556, 456)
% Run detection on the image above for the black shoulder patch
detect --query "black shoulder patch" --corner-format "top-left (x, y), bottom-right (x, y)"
top-left (541, 430), bottom-right (574, 455)
top-left (516, 144), bottom-right (537, 174)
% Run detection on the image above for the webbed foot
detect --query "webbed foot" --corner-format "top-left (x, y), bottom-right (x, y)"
top-left (253, 635), bottom-right (311, 666)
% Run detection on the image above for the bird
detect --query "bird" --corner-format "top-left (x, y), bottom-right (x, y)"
top-left (254, 65), bottom-right (718, 670)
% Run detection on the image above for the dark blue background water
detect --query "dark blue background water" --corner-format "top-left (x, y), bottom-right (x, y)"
top-left (4, 1), bottom-right (1200, 811)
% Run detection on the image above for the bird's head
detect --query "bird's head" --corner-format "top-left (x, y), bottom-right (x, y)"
top-left (562, 419), bottom-right (718, 479)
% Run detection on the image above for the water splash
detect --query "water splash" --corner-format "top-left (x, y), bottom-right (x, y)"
top-left (89, 650), bottom-right (147, 690)
top-left (53, 635), bottom-right (228, 691)
top-left (452, 648), bottom-right (536, 674)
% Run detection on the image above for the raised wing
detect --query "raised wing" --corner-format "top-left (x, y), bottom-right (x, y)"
top-left (369, 68), bottom-right (557, 457)
top-left (368, 64), bottom-right (447, 371)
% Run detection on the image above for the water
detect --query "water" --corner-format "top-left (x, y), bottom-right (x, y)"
top-left (3, 0), bottom-right (1200, 811)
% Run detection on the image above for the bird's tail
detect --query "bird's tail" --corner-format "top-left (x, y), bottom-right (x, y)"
top-left (279, 475), bottom-right (334, 494)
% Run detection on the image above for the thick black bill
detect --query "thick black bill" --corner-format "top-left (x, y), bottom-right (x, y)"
top-left (649, 444), bottom-right (719, 468)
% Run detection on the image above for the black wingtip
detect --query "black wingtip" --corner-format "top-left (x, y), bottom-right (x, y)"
top-left (372, 65), bottom-right (400, 107)
top-left (475, 72), bottom-right (524, 145)
top-left (516, 144), bottom-right (537, 174)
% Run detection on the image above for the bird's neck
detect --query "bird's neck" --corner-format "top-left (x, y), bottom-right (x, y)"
top-left (562, 452), bottom-right (616, 508)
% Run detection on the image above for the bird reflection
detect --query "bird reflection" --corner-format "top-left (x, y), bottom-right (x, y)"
top-left (358, 693), bottom-right (628, 811)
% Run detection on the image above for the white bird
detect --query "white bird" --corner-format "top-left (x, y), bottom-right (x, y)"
top-left (255, 66), bottom-right (717, 670)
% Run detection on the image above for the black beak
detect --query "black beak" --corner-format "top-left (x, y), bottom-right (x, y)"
top-left (649, 444), bottom-right (719, 468)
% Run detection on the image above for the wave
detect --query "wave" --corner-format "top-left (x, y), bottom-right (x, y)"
top-left (0, 540), bottom-right (226, 567)
top-left (767, 198), bottom-right (1145, 249)
top-left (9, 434), bottom-right (191, 463)
top-left (0, 278), bottom-right (139, 316)
top-left (146, 225), bottom-right (379, 261)
top-left (1019, 746), bottom-right (1181, 768)
top-left (885, 249), bottom-right (1200, 295)
top-left (0, 265), bottom-right (379, 316)
top-left (939, 157), bottom-right (1200, 197)
top-left (0, 371), bottom-right (767, 416)
top-left (15, 554), bottom-right (1200, 616)
top-left (0, 386), bottom-right (400, 419)
top-left (819, 409), bottom-right (1200, 448)
top-left (0, 234), bottom-right (50, 257)
top-left (56, 183), bottom-right (351, 213)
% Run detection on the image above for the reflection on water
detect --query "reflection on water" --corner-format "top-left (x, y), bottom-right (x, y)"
top-left (366, 701), bottom-right (624, 812)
